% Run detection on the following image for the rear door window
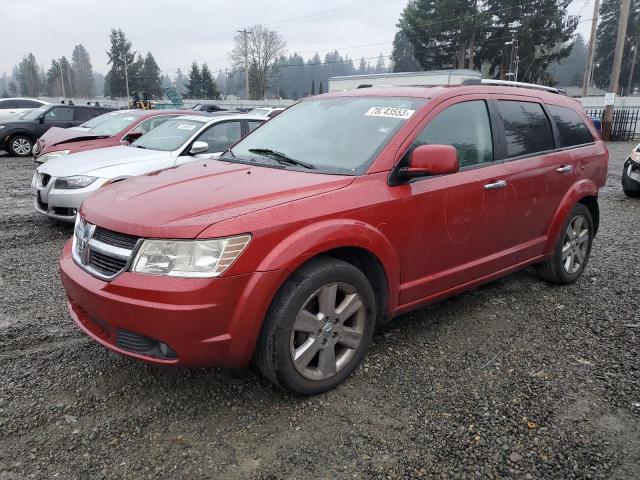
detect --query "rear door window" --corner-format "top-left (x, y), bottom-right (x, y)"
top-left (16, 99), bottom-right (42, 108)
top-left (546, 105), bottom-right (594, 147)
top-left (412, 100), bottom-right (494, 168)
top-left (497, 100), bottom-right (554, 158)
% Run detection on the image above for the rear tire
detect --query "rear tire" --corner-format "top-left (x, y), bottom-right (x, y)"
top-left (8, 135), bottom-right (33, 157)
top-left (622, 160), bottom-right (640, 197)
top-left (537, 203), bottom-right (593, 285)
top-left (255, 257), bottom-right (376, 395)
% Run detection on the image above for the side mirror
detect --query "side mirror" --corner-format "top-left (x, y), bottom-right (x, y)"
top-left (189, 141), bottom-right (209, 155)
top-left (123, 131), bottom-right (143, 143)
top-left (399, 144), bottom-right (459, 179)
top-left (37, 116), bottom-right (44, 124)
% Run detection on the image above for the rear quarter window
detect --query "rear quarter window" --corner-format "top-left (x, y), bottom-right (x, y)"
top-left (546, 104), bottom-right (594, 147)
top-left (497, 100), bottom-right (555, 158)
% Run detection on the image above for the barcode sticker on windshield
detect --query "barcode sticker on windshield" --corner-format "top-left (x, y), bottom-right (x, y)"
top-left (365, 107), bottom-right (415, 119)
top-left (177, 124), bottom-right (196, 130)
top-left (123, 117), bottom-right (136, 121)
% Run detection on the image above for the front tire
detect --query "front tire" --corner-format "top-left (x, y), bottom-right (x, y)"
top-left (622, 160), bottom-right (640, 197)
top-left (537, 203), bottom-right (593, 285)
top-left (255, 257), bottom-right (376, 395)
top-left (8, 135), bottom-right (33, 157)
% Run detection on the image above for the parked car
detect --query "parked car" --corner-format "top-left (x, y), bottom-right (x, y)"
top-left (0, 97), bottom-right (48, 122)
top-left (59, 85), bottom-right (608, 395)
top-left (1, 104), bottom-right (112, 156)
top-left (32, 114), bottom-right (265, 221)
top-left (622, 142), bottom-right (640, 197)
top-left (247, 106), bottom-right (286, 118)
top-left (34, 109), bottom-right (193, 163)
top-left (191, 103), bottom-right (227, 113)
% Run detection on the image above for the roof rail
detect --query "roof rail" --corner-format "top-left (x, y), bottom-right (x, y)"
top-left (461, 78), bottom-right (564, 94)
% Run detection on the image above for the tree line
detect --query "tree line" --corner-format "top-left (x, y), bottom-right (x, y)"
top-left (2, 0), bottom-right (638, 101)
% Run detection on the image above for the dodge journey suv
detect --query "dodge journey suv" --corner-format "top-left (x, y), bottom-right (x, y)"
top-left (60, 84), bottom-right (608, 395)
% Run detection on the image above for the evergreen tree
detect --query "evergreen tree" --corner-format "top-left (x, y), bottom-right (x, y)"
top-left (16, 53), bottom-right (41, 96)
top-left (59, 56), bottom-right (76, 97)
top-left (548, 34), bottom-right (587, 86)
top-left (46, 59), bottom-right (62, 96)
top-left (357, 57), bottom-right (368, 74)
top-left (319, 81), bottom-right (324, 94)
top-left (593, 0), bottom-right (640, 91)
top-left (185, 62), bottom-right (202, 98)
top-left (141, 52), bottom-right (163, 97)
top-left (200, 63), bottom-right (220, 99)
top-left (8, 81), bottom-right (18, 96)
top-left (391, 30), bottom-right (421, 72)
top-left (311, 79), bottom-right (315, 95)
top-left (72, 44), bottom-right (95, 97)
top-left (374, 53), bottom-right (387, 73)
top-left (105, 28), bottom-right (136, 97)
top-left (174, 68), bottom-right (187, 95)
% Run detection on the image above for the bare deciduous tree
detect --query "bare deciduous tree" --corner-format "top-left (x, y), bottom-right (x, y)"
top-left (230, 25), bottom-right (286, 99)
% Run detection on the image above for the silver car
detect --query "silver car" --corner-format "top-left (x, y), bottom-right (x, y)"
top-left (32, 114), bottom-right (265, 222)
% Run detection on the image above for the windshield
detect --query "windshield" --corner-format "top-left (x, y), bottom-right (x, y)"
top-left (81, 111), bottom-right (123, 129)
top-left (130, 118), bottom-right (204, 151)
top-left (19, 106), bottom-right (49, 121)
top-left (229, 96), bottom-right (424, 174)
top-left (90, 111), bottom-right (145, 136)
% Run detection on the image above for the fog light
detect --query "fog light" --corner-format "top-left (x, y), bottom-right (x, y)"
top-left (158, 341), bottom-right (177, 359)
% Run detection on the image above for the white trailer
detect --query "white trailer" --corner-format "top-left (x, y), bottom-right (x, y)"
top-left (328, 69), bottom-right (482, 92)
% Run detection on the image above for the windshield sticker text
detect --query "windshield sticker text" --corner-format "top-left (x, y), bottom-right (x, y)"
top-left (364, 107), bottom-right (415, 119)
top-left (177, 124), bottom-right (196, 130)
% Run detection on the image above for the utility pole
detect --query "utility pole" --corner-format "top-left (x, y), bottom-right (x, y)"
top-left (123, 54), bottom-right (130, 101)
top-left (58, 62), bottom-right (66, 99)
top-left (506, 34), bottom-right (518, 80)
top-left (238, 28), bottom-right (249, 100)
top-left (582, 0), bottom-right (601, 97)
top-left (627, 41), bottom-right (638, 95)
top-left (602, 0), bottom-right (631, 141)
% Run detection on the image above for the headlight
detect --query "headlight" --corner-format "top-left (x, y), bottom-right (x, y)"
top-left (631, 145), bottom-right (640, 162)
top-left (132, 235), bottom-right (251, 278)
top-left (54, 175), bottom-right (98, 189)
top-left (38, 149), bottom-right (70, 162)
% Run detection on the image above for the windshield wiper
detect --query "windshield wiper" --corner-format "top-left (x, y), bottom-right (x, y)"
top-left (248, 148), bottom-right (316, 170)
top-left (222, 147), bottom-right (236, 157)
top-left (132, 145), bottom-right (147, 149)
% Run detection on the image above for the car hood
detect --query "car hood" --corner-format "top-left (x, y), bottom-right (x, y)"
top-left (0, 118), bottom-right (34, 128)
top-left (38, 145), bottom-right (173, 177)
top-left (38, 127), bottom-right (99, 150)
top-left (81, 160), bottom-right (354, 238)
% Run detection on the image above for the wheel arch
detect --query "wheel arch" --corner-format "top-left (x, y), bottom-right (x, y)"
top-left (254, 220), bottom-right (400, 323)
top-left (544, 179), bottom-right (599, 252)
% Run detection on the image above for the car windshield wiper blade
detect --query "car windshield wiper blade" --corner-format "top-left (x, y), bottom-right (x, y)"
top-left (248, 148), bottom-right (316, 169)
top-left (132, 144), bottom-right (147, 149)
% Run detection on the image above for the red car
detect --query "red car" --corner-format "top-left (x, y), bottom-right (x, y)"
top-left (34, 109), bottom-right (192, 163)
top-left (60, 84), bottom-right (608, 394)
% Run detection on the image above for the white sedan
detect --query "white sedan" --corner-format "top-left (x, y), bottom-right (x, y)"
top-left (0, 98), bottom-right (48, 122)
top-left (32, 114), bottom-right (265, 222)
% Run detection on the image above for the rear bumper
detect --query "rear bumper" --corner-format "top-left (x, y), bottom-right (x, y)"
top-left (59, 241), bottom-right (288, 367)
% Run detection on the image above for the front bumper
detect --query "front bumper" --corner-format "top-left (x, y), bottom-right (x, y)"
top-left (32, 176), bottom-right (107, 222)
top-left (59, 241), bottom-right (288, 367)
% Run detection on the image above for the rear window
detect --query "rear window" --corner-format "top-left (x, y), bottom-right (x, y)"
top-left (497, 100), bottom-right (554, 158)
top-left (547, 105), bottom-right (594, 147)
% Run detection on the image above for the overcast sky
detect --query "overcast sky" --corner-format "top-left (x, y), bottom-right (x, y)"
top-left (0, 0), bottom-right (593, 79)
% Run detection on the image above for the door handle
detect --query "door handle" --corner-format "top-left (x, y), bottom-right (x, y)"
top-left (556, 165), bottom-right (573, 173)
top-left (484, 180), bottom-right (507, 190)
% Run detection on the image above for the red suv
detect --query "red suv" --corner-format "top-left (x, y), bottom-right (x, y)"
top-left (59, 85), bottom-right (608, 395)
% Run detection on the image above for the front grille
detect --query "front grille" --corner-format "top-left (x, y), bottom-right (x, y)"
top-left (73, 218), bottom-right (140, 280)
top-left (89, 250), bottom-right (128, 276)
top-left (116, 329), bottom-right (177, 359)
top-left (93, 227), bottom-right (139, 250)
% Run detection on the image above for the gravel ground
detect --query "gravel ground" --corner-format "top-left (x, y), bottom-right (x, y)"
top-left (0, 142), bottom-right (638, 480)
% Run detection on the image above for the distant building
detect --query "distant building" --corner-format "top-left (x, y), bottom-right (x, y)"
top-left (563, 86), bottom-right (605, 98)
top-left (328, 70), bottom-right (482, 91)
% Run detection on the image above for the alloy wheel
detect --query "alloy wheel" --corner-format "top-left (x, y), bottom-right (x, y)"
top-left (289, 282), bottom-right (366, 381)
top-left (562, 214), bottom-right (589, 274)
top-left (12, 138), bottom-right (31, 155)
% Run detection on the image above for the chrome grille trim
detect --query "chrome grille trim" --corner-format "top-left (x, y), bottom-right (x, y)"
top-left (72, 216), bottom-right (141, 281)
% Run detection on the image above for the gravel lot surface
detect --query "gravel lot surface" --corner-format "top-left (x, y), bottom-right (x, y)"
top-left (0, 142), bottom-right (638, 480)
